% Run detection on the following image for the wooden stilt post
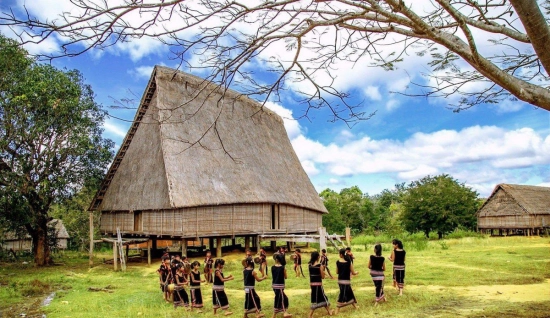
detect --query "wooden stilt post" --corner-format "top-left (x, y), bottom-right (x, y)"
top-left (125, 244), bottom-right (129, 264)
top-left (270, 240), bottom-right (277, 251)
top-left (345, 227), bottom-right (351, 246)
top-left (147, 239), bottom-right (151, 266)
top-left (209, 238), bottom-right (215, 251)
top-left (181, 239), bottom-right (187, 257)
top-left (254, 236), bottom-right (260, 250)
top-left (245, 236), bottom-right (250, 251)
top-left (319, 227), bottom-right (327, 251)
top-left (89, 212), bottom-right (94, 267)
top-left (113, 241), bottom-right (118, 271)
top-left (216, 237), bottom-right (222, 257)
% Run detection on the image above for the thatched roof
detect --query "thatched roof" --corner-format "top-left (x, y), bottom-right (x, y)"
top-left (91, 66), bottom-right (327, 213)
top-left (477, 184), bottom-right (550, 215)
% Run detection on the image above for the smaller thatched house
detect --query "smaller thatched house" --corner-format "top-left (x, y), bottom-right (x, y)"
top-left (1, 219), bottom-right (70, 251)
top-left (476, 184), bottom-right (550, 236)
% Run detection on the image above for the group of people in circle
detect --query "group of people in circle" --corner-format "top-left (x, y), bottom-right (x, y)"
top-left (157, 239), bottom-right (406, 318)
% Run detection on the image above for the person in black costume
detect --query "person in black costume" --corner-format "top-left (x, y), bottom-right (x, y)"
top-left (190, 261), bottom-right (205, 313)
top-left (243, 257), bottom-right (267, 318)
top-left (390, 239), bottom-right (406, 296)
top-left (212, 258), bottom-right (234, 316)
top-left (368, 244), bottom-right (386, 304)
top-left (308, 251), bottom-right (333, 318)
top-left (271, 254), bottom-right (292, 318)
top-left (335, 248), bottom-right (358, 313)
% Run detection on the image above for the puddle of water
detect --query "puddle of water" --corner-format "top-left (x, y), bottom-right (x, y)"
top-left (42, 292), bottom-right (55, 306)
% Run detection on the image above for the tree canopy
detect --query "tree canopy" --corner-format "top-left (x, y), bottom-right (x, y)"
top-left (0, 34), bottom-right (114, 265)
top-left (401, 174), bottom-right (479, 238)
top-left (1, 0), bottom-right (549, 117)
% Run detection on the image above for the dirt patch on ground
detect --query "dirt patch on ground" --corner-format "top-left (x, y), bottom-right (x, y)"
top-left (407, 279), bottom-right (550, 302)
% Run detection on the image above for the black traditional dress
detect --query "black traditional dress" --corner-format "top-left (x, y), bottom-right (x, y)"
top-left (243, 268), bottom-right (261, 313)
top-left (369, 255), bottom-right (385, 302)
top-left (336, 260), bottom-right (356, 307)
top-left (271, 265), bottom-right (289, 314)
top-left (309, 263), bottom-right (329, 309)
top-left (212, 269), bottom-right (230, 310)
top-left (190, 270), bottom-right (203, 308)
top-left (158, 263), bottom-right (170, 292)
top-left (204, 257), bottom-right (214, 283)
top-left (173, 272), bottom-right (189, 308)
top-left (393, 250), bottom-right (406, 289)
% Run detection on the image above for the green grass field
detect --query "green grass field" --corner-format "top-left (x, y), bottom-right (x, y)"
top-left (1, 236), bottom-right (549, 318)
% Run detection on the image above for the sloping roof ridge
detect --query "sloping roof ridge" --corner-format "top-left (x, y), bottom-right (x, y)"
top-left (154, 66), bottom-right (284, 124)
top-left (498, 184), bottom-right (529, 214)
top-left (474, 183), bottom-right (525, 216)
top-left (88, 67), bottom-right (159, 211)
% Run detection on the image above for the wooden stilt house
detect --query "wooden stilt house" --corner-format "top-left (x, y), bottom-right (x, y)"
top-left (89, 66), bottom-right (327, 257)
top-left (476, 184), bottom-right (550, 236)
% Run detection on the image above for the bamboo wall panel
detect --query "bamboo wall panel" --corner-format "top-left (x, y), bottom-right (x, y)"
top-left (182, 207), bottom-right (198, 237)
top-left (478, 215), bottom-right (550, 229)
top-left (101, 204), bottom-right (324, 236)
top-left (100, 213), bottom-right (114, 232)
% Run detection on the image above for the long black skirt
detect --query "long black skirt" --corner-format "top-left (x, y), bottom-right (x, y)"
top-left (173, 287), bottom-right (189, 308)
top-left (310, 284), bottom-right (329, 309)
top-left (337, 283), bottom-right (356, 307)
top-left (213, 288), bottom-right (230, 310)
top-left (244, 288), bottom-right (261, 313)
top-left (190, 287), bottom-right (203, 308)
top-left (273, 288), bottom-right (289, 313)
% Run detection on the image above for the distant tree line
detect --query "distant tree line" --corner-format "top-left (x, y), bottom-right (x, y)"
top-left (321, 174), bottom-right (484, 238)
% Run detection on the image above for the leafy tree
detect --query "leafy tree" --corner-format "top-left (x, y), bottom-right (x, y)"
top-left (321, 186), bottom-right (374, 233)
top-left (1, 1), bottom-right (549, 114)
top-left (401, 174), bottom-right (479, 238)
top-left (0, 34), bottom-right (114, 265)
top-left (50, 186), bottom-right (101, 251)
top-left (320, 188), bottom-right (346, 233)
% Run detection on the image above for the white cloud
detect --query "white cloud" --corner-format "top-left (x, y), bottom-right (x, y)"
top-left (264, 101), bottom-right (302, 140)
top-left (285, 115), bottom-right (550, 196)
top-left (493, 100), bottom-right (525, 114)
top-left (130, 65), bottom-right (157, 79)
top-left (103, 120), bottom-right (127, 138)
top-left (386, 99), bottom-right (400, 112)
top-left (364, 86), bottom-right (382, 101)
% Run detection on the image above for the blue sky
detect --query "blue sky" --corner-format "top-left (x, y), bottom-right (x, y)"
top-left (2, 0), bottom-right (550, 198)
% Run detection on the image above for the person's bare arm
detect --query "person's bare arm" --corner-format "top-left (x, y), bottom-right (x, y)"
top-left (253, 270), bottom-right (266, 282)
top-left (350, 263), bottom-right (359, 275)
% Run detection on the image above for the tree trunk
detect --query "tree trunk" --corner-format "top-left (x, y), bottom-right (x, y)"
top-left (28, 217), bottom-right (53, 266)
top-left (509, 0), bottom-right (550, 77)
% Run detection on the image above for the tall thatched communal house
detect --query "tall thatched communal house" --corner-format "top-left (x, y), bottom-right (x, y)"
top-left (476, 184), bottom-right (550, 236)
top-left (89, 66), bottom-right (327, 259)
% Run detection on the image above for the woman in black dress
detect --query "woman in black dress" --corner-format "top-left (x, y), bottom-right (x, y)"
top-left (190, 261), bottom-right (205, 313)
top-left (174, 263), bottom-right (190, 310)
top-left (320, 249), bottom-right (333, 279)
top-left (335, 248), bottom-right (358, 313)
top-left (244, 256), bottom-right (267, 318)
top-left (390, 239), bottom-right (406, 296)
top-left (368, 244), bottom-right (386, 304)
top-left (213, 259), bottom-right (234, 316)
top-left (308, 251), bottom-right (333, 318)
top-left (259, 247), bottom-right (268, 278)
top-left (271, 254), bottom-right (292, 318)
